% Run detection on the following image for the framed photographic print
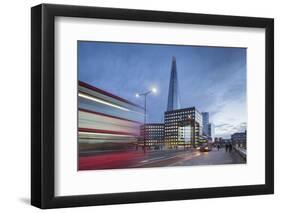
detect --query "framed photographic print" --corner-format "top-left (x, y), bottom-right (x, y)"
top-left (31, 3), bottom-right (274, 209)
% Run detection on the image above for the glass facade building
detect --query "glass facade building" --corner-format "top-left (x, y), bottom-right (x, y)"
top-left (140, 123), bottom-right (165, 149)
top-left (164, 107), bottom-right (203, 149)
top-left (167, 56), bottom-right (181, 111)
top-left (202, 112), bottom-right (209, 136)
top-left (208, 123), bottom-right (215, 141)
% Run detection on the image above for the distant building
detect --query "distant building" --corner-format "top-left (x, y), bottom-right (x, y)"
top-left (219, 137), bottom-right (223, 143)
top-left (231, 131), bottom-right (247, 148)
top-left (222, 138), bottom-right (231, 144)
top-left (202, 112), bottom-right (209, 136)
top-left (214, 137), bottom-right (229, 146)
top-left (164, 107), bottom-right (203, 149)
top-left (140, 123), bottom-right (164, 149)
top-left (214, 137), bottom-right (219, 145)
top-left (167, 56), bottom-right (181, 111)
top-left (208, 123), bottom-right (215, 140)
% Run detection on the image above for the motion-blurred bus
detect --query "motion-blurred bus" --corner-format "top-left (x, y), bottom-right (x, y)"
top-left (78, 81), bottom-right (144, 153)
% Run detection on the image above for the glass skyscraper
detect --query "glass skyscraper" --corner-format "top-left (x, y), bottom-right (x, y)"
top-left (202, 112), bottom-right (209, 136)
top-left (167, 56), bottom-right (181, 111)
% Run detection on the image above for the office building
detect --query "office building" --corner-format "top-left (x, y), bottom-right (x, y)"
top-left (202, 112), bottom-right (209, 136)
top-left (208, 123), bottom-right (215, 141)
top-left (140, 123), bottom-right (164, 149)
top-left (164, 107), bottom-right (203, 149)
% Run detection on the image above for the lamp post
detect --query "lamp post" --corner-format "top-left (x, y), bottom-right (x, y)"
top-left (136, 87), bottom-right (157, 153)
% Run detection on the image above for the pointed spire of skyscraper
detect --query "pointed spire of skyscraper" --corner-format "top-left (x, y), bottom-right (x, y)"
top-left (167, 56), bottom-right (181, 111)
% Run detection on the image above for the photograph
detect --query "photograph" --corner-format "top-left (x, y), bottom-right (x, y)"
top-left (30, 3), bottom-right (274, 209)
top-left (77, 41), bottom-right (247, 171)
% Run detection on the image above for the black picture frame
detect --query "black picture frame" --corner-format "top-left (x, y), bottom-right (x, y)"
top-left (31, 3), bottom-right (274, 209)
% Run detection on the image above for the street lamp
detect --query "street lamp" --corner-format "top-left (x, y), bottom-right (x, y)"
top-left (136, 87), bottom-right (157, 153)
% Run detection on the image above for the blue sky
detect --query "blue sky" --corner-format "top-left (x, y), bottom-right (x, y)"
top-left (78, 41), bottom-right (247, 138)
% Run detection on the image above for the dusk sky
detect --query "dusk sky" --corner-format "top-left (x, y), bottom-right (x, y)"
top-left (78, 41), bottom-right (247, 138)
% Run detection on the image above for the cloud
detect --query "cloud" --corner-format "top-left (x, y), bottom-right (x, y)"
top-left (215, 122), bottom-right (247, 138)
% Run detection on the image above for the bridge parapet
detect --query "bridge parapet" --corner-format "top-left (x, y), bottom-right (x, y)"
top-left (234, 147), bottom-right (247, 159)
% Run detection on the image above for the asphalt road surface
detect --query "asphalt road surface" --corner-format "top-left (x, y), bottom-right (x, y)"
top-left (79, 148), bottom-right (246, 170)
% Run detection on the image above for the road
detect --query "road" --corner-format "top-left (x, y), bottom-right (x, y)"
top-left (79, 148), bottom-right (246, 170)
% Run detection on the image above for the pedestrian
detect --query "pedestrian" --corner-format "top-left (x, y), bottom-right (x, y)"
top-left (229, 143), bottom-right (233, 152)
top-left (217, 144), bottom-right (220, 151)
top-left (225, 144), bottom-right (229, 152)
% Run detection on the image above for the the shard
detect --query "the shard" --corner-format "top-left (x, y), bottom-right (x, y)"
top-left (167, 56), bottom-right (181, 111)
